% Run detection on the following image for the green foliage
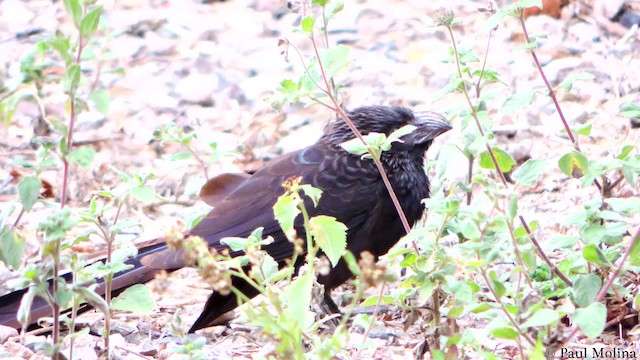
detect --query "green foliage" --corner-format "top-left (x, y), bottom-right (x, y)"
top-left (413, 2), bottom-right (640, 355)
top-left (110, 285), bottom-right (156, 313)
top-left (620, 103), bottom-right (640, 118)
top-left (341, 125), bottom-right (416, 160)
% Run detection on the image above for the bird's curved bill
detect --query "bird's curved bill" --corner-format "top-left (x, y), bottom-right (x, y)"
top-left (412, 111), bottom-right (452, 143)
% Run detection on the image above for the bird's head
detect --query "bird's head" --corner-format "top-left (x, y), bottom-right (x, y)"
top-left (324, 105), bottom-right (451, 156)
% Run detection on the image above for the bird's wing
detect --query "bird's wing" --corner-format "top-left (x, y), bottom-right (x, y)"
top-left (141, 144), bottom-right (383, 270)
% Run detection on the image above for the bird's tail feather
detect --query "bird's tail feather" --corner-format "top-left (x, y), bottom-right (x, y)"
top-left (0, 241), bottom-right (167, 331)
top-left (188, 275), bottom-right (259, 333)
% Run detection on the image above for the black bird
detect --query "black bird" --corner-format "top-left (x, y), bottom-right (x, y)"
top-left (0, 105), bottom-right (451, 333)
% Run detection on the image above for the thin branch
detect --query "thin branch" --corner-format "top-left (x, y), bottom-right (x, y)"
top-left (517, 12), bottom-right (601, 191)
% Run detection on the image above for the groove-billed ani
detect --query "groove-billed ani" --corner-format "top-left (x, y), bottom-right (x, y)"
top-left (0, 105), bottom-right (451, 333)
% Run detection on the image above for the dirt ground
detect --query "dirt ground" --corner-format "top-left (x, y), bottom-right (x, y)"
top-left (1, 0), bottom-right (639, 358)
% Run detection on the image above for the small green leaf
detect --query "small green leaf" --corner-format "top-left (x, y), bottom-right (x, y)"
top-left (284, 272), bottom-right (314, 329)
top-left (80, 6), bottom-right (103, 39)
top-left (299, 184), bottom-right (323, 207)
top-left (460, 219), bottom-right (481, 241)
top-left (63, 64), bottom-right (81, 95)
top-left (501, 88), bottom-right (536, 114)
top-left (309, 215), bottom-right (347, 267)
top-left (89, 89), bottom-right (110, 115)
top-left (616, 145), bottom-right (634, 160)
top-left (63, 0), bottom-right (82, 26)
top-left (0, 229), bottom-right (25, 269)
top-left (300, 45), bottom-right (350, 91)
top-left (341, 137), bottom-right (370, 156)
top-left (489, 272), bottom-right (506, 299)
top-left (18, 176), bottom-right (41, 211)
top-left (274, 193), bottom-right (300, 238)
top-left (620, 103), bottom-right (640, 118)
top-left (130, 186), bottom-right (157, 204)
top-left (573, 302), bottom-right (606, 338)
top-left (75, 286), bottom-right (109, 316)
top-left (521, 308), bottom-right (559, 328)
top-left (573, 123), bottom-right (592, 136)
top-left (325, 0), bottom-right (344, 16)
top-left (630, 239), bottom-right (640, 266)
top-left (558, 150), bottom-right (588, 178)
top-left (169, 152), bottom-right (192, 161)
top-left (491, 327), bottom-right (518, 340)
top-left (479, 147), bottom-right (515, 172)
top-left (343, 251), bottom-right (360, 275)
top-left (67, 146), bottom-right (95, 168)
top-left (573, 274), bottom-right (601, 307)
top-left (513, 159), bottom-right (546, 186)
top-left (385, 125), bottom-right (416, 144)
top-left (111, 285), bottom-right (156, 314)
top-left (301, 16), bottom-right (315, 35)
top-left (606, 197), bottom-right (640, 216)
top-left (312, 0), bottom-right (329, 6)
top-left (582, 244), bottom-right (608, 267)
top-left (17, 287), bottom-right (37, 329)
top-left (558, 72), bottom-right (595, 92)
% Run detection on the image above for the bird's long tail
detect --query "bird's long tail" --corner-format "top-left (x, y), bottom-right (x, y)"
top-left (0, 242), bottom-right (167, 331)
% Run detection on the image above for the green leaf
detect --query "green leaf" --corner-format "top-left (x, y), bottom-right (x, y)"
top-left (299, 184), bottom-right (323, 207)
top-left (616, 145), bottom-right (634, 160)
top-left (582, 244), bottom-right (608, 267)
top-left (17, 287), bottom-right (38, 329)
top-left (479, 147), bottom-right (515, 172)
top-left (0, 229), bottom-right (24, 269)
top-left (630, 238), bottom-right (640, 266)
top-left (301, 16), bottom-right (315, 35)
top-left (521, 308), bottom-right (559, 328)
top-left (309, 215), bottom-right (347, 267)
top-left (221, 236), bottom-right (249, 252)
top-left (513, 159), bottom-right (546, 186)
top-left (300, 45), bottom-right (350, 91)
top-left (89, 89), bottom-right (110, 115)
top-left (284, 272), bottom-right (314, 329)
top-left (312, 0), bottom-right (329, 6)
top-left (130, 186), bottom-right (157, 204)
top-left (273, 193), bottom-right (300, 238)
top-left (606, 197), bottom-right (640, 216)
top-left (67, 146), bottom-right (95, 168)
top-left (573, 274), bottom-right (601, 307)
top-left (325, 1), bottom-right (344, 17)
top-left (80, 6), bottom-right (103, 39)
top-left (558, 150), bottom-right (588, 178)
top-left (489, 272), bottom-right (506, 299)
top-left (341, 137), bottom-right (370, 156)
top-left (18, 176), bottom-right (41, 211)
top-left (501, 89), bottom-right (536, 115)
top-left (491, 327), bottom-right (518, 340)
top-left (620, 103), bottom-right (640, 118)
top-left (74, 286), bottom-right (109, 316)
top-left (63, 0), bottom-right (82, 26)
top-left (573, 123), bottom-right (592, 137)
top-left (63, 64), bottom-right (81, 95)
top-left (383, 125), bottom-right (417, 149)
top-left (111, 285), bottom-right (156, 314)
top-left (460, 218), bottom-right (481, 241)
top-left (169, 151), bottom-right (192, 161)
top-left (558, 72), bottom-right (595, 92)
top-left (573, 302), bottom-right (606, 338)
